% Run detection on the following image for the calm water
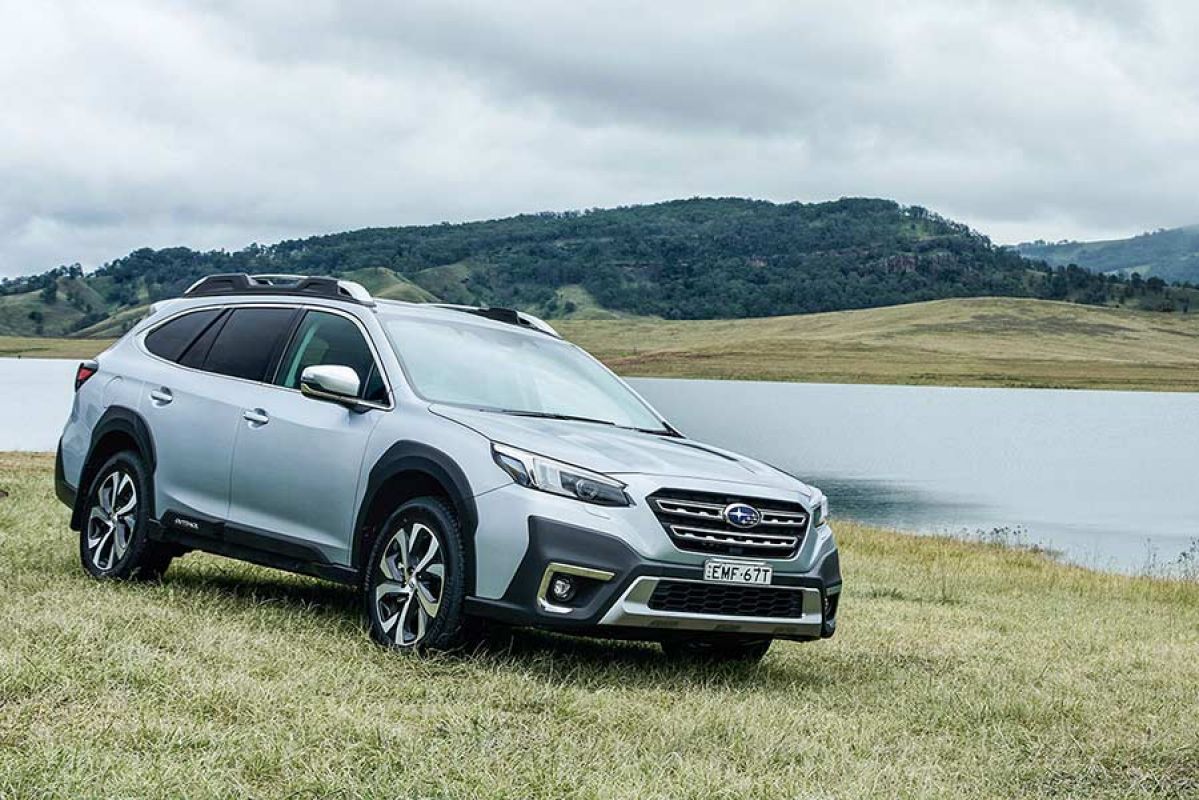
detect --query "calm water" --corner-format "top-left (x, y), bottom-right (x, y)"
top-left (630, 378), bottom-right (1199, 574)
top-left (2, 359), bottom-right (1195, 572)
top-left (0, 359), bottom-right (77, 451)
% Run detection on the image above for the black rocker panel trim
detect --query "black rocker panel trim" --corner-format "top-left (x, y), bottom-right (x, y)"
top-left (154, 511), bottom-right (357, 585)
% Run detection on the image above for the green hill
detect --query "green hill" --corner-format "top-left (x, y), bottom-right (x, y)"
top-left (0, 275), bottom-right (113, 336)
top-left (1015, 225), bottom-right (1199, 286)
top-left (339, 267), bottom-right (438, 303)
top-left (3, 197), bottom-right (1194, 337)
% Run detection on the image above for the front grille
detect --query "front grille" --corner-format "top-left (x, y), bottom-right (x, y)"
top-left (648, 490), bottom-right (808, 558)
top-left (648, 580), bottom-right (805, 618)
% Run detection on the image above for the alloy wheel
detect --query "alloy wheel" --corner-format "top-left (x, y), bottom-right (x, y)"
top-left (374, 521), bottom-right (446, 647)
top-left (86, 470), bottom-right (137, 572)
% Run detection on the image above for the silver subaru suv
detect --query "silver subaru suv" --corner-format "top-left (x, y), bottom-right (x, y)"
top-left (55, 274), bottom-right (841, 662)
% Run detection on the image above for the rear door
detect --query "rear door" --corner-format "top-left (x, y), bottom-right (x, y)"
top-left (143, 304), bottom-right (299, 526)
top-left (139, 306), bottom-right (240, 523)
top-left (226, 308), bottom-right (389, 566)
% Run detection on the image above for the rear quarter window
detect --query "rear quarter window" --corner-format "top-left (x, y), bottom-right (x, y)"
top-left (144, 309), bottom-right (222, 362)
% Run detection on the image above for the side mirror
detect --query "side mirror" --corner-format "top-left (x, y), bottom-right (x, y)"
top-left (299, 365), bottom-right (362, 408)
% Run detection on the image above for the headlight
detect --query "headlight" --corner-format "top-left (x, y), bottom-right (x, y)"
top-left (492, 443), bottom-right (631, 507)
top-left (810, 493), bottom-right (829, 528)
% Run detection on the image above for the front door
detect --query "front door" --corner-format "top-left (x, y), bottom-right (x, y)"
top-left (226, 309), bottom-right (389, 566)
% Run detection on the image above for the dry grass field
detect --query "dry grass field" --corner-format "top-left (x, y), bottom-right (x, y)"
top-left (559, 297), bottom-right (1199, 391)
top-left (1, 452), bottom-right (1196, 798)
top-left (0, 335), bottom-right (116, 360)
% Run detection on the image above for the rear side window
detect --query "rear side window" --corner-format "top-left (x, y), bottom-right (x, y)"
top-left (144, 309), bottom-right (222, 362)
top-left (202, 307), bottom-right (297, 382)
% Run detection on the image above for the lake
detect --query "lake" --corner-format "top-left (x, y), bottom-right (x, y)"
top-left (631, 378), bottom-right (1199, 574)
top-left (1, 359), bottom-right (78, 451)
top-left (2, 358), bottom-right (1195, 573)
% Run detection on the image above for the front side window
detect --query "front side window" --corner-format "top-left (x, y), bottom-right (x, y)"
top-left (276, 310), bottom-right (388, 404)
top-left (382, 315), bottom-right (666, 431)
top-left (202, 307), bottom-right (297, 381)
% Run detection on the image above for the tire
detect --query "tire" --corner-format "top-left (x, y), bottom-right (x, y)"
top-left (364, 497), bottom-right (471, 652)
top-left (660, 634), bottom-right (773, 664)
top-left (79, 450), bottom-right (174, 580)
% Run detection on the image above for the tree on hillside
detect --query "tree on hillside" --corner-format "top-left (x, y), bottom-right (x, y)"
top-left (4, 198), bottom-right (1197, 336)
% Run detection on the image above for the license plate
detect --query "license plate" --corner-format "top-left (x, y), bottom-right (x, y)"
top-left (703, 559), bottom-right (773, 586)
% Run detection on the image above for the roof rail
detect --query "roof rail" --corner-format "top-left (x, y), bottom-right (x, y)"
top-left (431, 303), bottom-right (560, 337)
top-left (182, 273), bottom-right (375, 307)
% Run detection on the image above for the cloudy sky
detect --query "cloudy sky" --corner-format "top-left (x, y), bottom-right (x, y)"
top-left (2, 0), bottom-right (1197, 278)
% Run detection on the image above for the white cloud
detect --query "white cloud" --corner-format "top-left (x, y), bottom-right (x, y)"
top-left (1, 0), bottom-right (1197, 276)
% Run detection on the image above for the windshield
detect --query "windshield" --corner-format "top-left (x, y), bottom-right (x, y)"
top-left (383, 315), bottom-right (667, 431)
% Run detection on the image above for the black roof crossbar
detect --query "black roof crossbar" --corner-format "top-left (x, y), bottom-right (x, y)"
top-left (469, 307), bottom-right (522, 326)
top-left (182, 273), bottom-right (375, 306)
top-left (431, 304), bottom-right (561, 337)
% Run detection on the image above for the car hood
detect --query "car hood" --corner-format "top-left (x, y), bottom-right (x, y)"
top-left (430, 404), bottom-right (808, 492)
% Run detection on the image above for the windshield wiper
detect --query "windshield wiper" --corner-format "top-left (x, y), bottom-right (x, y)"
top-left (631, 425), bottom-right (682, 437)
top-left (488, 409), bottom-right (617, 426)
top-left (481, 407), bottom-right (678, 435)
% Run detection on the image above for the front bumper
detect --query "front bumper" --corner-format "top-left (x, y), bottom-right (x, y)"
top-left (466, 516), bottom-right (842, 642)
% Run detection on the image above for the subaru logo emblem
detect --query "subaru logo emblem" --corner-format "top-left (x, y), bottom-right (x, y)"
top-left (723, 502), bottom-right (761, 529)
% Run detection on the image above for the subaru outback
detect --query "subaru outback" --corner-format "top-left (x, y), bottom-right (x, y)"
top-left (55, 274), bottom-right (841, 662)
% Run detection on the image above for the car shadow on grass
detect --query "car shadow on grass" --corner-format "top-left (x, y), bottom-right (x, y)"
top-left (158, 561), bottom-right (889, 691)
top-left (161, 562), bottom-right (361, 624)
top-left (462, 625), bottom-right (885, 692)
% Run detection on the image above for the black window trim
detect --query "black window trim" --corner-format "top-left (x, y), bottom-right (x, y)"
top-left (138, 302), bottom-right (396, 410)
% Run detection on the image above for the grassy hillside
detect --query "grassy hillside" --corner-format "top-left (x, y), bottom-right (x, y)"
top-left (6, 197), bottom-right (1185, 338)
top-left (7, 297), bottom-right (1199, 391)
top-left (1016, 224), bottom-right (1199, 286)
top-left (559, 297), bottom-right (1199, 391)
top-left (341, 267), bottom-right (439, 303)
top-left (1, 452), bottom-right (1195, 798)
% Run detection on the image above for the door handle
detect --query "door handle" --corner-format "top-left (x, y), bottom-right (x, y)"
top-left (150, 388), bottom-right (173, 406)
top-left (242, 408), bottom-right (270, 426)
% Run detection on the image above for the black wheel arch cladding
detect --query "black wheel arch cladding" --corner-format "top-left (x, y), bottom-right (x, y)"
top-left (72, 406), bottom-right (158, 530)
top-left (352, 440), bottom-right (479, 574)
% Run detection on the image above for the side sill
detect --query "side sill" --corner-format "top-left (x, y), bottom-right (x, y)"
top-left (150, 518), bottom-right (359, 585)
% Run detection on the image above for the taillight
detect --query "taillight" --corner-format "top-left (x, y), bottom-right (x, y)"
top-left (75, 360), bottom-right (98, 391)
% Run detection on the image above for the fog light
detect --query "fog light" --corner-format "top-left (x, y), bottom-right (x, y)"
top-left (823, 593), bottom-right (839, 621)
top-left (550, 575), bottom-right (577, 603)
